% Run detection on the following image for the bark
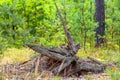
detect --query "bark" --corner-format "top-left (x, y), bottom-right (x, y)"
top-left (27, 44), bottom-right (105, 75)
top-left (27, 44), bottom-right (66, 61)
top-left (52, 57), bottom-right (76, 74)
top-left (12, 25), bottom-right (15, 40)
top-left (55, 3), bottom-right (78, 55)
top-left (87, 56), bottom-right (105, 65)
top-left (95, 0), bottom-right (105, 47)
top-left (26, 3), bottom-right (106, 76)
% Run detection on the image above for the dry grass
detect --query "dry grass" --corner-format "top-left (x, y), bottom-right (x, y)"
top-left (0, 48), bottom-right (35, 65)
top-left (0, 47), bottom-right (119, 80)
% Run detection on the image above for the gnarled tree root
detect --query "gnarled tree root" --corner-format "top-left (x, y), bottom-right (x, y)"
top-left (27, 44), bottom-right (105, 76)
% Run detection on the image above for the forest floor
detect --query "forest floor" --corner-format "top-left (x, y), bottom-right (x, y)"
top-left (0, 47), bottom-right (120, 80)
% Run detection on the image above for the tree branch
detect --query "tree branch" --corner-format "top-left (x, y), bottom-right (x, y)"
top-left (55, 3), bottom-right (76, 55)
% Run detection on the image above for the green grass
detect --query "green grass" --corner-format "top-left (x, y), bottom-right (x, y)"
top-left (77, 48), bottom-right (119, 62)
top-left (0, 46), bottom-right (119, 79)
top-left (77, 47), bottom-right (120, 80)
top-left (0, 48), bottom-right (35, 65)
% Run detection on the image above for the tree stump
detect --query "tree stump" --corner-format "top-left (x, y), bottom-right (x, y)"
top-left (27, 44), bottom-right (105, 76)
top-left (27, 3), bottom-right (105, 76)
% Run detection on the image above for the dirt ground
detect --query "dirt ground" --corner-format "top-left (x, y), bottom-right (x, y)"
top-left (0, 56), bottom-right (111, 80)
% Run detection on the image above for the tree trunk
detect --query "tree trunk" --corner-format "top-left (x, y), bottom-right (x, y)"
top-left (12, 25), bottom-right (15, 40)
top-left (95, 0), bottom-right (105, 47)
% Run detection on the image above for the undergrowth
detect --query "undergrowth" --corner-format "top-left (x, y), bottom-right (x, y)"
top-left (0, 46), bottom-right (119, 79)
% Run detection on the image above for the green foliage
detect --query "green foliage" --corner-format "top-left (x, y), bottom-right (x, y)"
top-left (106, 68), bottom-right (120, 80)
top-left (0, 0), bottom-right (119, 51)
top-left (0, 1), bottom-right (119, 79)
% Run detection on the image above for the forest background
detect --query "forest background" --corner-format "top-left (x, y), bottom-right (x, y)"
top-left (0, 0), bottom-right (120, 79)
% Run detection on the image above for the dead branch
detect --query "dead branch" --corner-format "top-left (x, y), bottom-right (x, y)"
top-left (87, 56), bottom-right (105, 65)
top-left (27, 44), bottom-right (66, 60)
top-left (52, 57), bottom-right (76, 74)
top-left (55, 3), bottom-right (77, 55)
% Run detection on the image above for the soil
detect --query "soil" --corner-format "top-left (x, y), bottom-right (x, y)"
top-left (0, 56), bottom-right (110, 80)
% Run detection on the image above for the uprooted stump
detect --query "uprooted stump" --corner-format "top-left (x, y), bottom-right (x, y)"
top-left (27, 44), bottom-right (105, 77)
top-left (17, 2), bottom-right (106, 77)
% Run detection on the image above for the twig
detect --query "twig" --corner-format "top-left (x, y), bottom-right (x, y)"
top-left (35, 56), bottom-right (40, 75)
top-left (52, 57), bottom-right (75, 74)
top-left (57, 59), bottom-right (65, 75)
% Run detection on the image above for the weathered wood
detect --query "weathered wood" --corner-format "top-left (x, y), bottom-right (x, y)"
top-left (69, 61), bottom-right (104, 76)
top-left (52, 57), bottom-right (76, 74)
top-left (87, 56), bottom-right (105, 65)
top-left (48, 43), bottom-right (80, 56)
top-left (35, 57), bottom-right (40, 75)
top-left (27, 44), bottom-right (66, 60)
top-left (68, 61), bottom-right (104, 76)
top-left (45, 46), bottom-right (70, 56)
top-left (78, 62), bottom-right (104, 73)
top-left (27, 43), bottom-right (80, 57)
top-left (27, 44), bottom-right (105, 75)
top-left (55, 3), bottom-right (78, 55)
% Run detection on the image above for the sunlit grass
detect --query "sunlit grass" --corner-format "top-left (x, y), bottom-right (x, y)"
top-left (77, 48), bottom-right (120, 62)
top-left (105, 67), bottom-right (120, 80)
top-left (77, 47), bottom-right (120, 79)
top-left (0, 46), bottom-right (119, 79)
top-left (0, 48), bottom-right (35, 65)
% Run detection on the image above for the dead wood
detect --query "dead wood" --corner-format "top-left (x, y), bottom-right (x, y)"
top-left (52, 57), bottom-right (76, 74)
top-left (78, 62), bottom-right (104, 73)
top-left (24, 3), bottom-right (106, 77)
top-left (55, 3), bottom-right (80, 55)
top-left (35, 56), bottom-right (40, 75)
top-left (0, 3), bottom-right (114, 79)
top-left (27, 44), bottom-right (105, 76)
top-left (27, 44), bottom-right (66, 61)
top-left (87, 56), bottom-right (105, 65)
